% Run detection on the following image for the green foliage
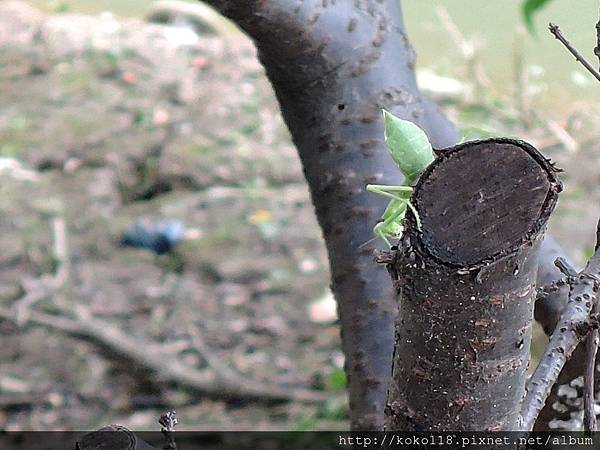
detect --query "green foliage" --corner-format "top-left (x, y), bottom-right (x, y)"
top-left (326, 368), bottom-right (347, 391)
top-left (292, 398), bottom-right (348, 431)
top-left (522, 0), bottom-right (553, 35)
top-left (47, 0), bottom-right (70, 13)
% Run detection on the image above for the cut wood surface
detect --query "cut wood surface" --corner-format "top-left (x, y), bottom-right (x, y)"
top-left (385, 139), bottom-right (561, 431)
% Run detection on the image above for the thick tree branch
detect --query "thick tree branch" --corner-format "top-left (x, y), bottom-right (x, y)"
top-left (385, 139), bottom-right (561, 430)
top-left (202, 0), bottom-right (583, 430)
top-left (202, 0), bottom-right (458, 430)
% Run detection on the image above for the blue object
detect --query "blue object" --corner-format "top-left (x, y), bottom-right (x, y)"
top-left (120, 219), bottom-right (185, 255)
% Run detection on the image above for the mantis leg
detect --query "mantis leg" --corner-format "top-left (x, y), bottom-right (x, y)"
top-left (374, 199), bottom-right (408, 247)
top-left (405, 199), bottom-right (422, 230)
top-left (367, 184), bottom-right (423, 247)
top-left (381, 197), bottom-right (407, 221)
top-left (366, 184), bottom-right (413, 199)
top-left (383, 198), bottom-right (422, 231)
top-left (370, 185), bottom-right (423, 230)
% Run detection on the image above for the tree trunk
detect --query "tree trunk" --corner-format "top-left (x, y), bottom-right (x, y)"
top-left (385, 139), bottom-right (561, 430)
top-left (203, 0), bottom-right (458, 430)
top-left (201, 0), bottom-right (584, 430)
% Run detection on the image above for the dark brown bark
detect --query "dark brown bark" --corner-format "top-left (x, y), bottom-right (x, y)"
top-left (202, 0), bottom-right (458, 430)
top-left (76, 426), bottom-right (156, 450)
top-left (385, 139), bottom-right (561, 430)
top-left (200, 0), bottom-right (581, 431)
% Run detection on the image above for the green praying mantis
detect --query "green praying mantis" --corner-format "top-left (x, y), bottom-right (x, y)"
top-left (365, 110), bottom-right (435, 247)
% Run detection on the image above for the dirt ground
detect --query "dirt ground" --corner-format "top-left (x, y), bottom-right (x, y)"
top-left (2, 0), bottom-right (600, 432)
top-left (0, 1), bottom-right (344, 431)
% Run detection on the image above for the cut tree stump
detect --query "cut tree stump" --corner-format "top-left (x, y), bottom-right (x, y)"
top-left (385, 138), bottom-right (561, 431)
top-left (76, 426), bottom-right (156, 450)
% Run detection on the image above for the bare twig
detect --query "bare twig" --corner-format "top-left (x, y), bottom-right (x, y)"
top-left (0, 194), bottom-right (330, 406)
top-left (520, 245), bottom-right (600, 430)
top-left (185, 322), bottom-right (241, 382)
top-left (13, 217), bottom-right (70, 325)
top-left (594, 7), bottom-right (600, 65)
top-left (555, 256), bottom-right (579, 278)
top-left (545, 120), bottom-right (579, 153)
top-left (548, 23), bottom-right (600, 83)
top-left (159, 410), bottom-right (178, 450)
top-left (435, 6), bottom-right (500, 100)
top-left (582, 10), bottom-right (600, 432)
top-left (0, 305), bottom-right (328, 404)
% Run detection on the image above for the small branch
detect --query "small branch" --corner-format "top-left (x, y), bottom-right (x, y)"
top-left (594, 8), bottom-right (600, 66)
top-left (584, 217), bottom-right (600, 432)
top-left (13, 216), bottom-right (70, 326)
top-left (555, 256), bottom-right (578, 278)
top-left (548, 23), bottom-right (600, 83)
top-left (159, 410), bottom-right (178, 450)
top-left (0, 305), bottom-right (328, 404)
top-left (0, 207), bottom-right (329, 406)
top-left (520, 245), bottom-right (600, 430)
top-left (583, 307), bottom-right (599, 432)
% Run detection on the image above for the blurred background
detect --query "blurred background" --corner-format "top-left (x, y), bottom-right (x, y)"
top-left (1, 0), bottom-right (600, 431)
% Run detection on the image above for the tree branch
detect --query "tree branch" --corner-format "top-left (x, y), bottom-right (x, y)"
top-left (202, 0), bottom-right (459, 430)
top-left (203, 0), bottom-right (584, 430)
top-left (520, 247), bottom-right (600, 431)
top-left (583, 308), bottom-right (599, 432)
top-left (531, 13), bottom-right (600, 431)
top-left (548, 23), bottom-right (600, 83)
top-left (583, 219), bottom-right (600, 432)
top-left (0, 305), bottom-right (328, 404)
top-left (386, 138), bottom-right (561, 430)
top-left (594, 6), bottom-right (600, 65)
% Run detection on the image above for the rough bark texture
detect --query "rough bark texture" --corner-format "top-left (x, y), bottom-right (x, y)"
top-left (385, 139), bottom-right (561, 431)
top-left (201, 0), bottom-right (579, 430)
top-left (76, 426), bottom-right (156, 450)
top-left (202, 0), bottom-right (458, 430)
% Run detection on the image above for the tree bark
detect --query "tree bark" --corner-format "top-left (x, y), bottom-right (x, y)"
top-left (385, 139), bottom-right (561, 430)
top-left (203, 0), bottom-right (458, 430)
top-left (202, 0), bottom-right (580, 431)
top-left (76, 426), bottom-right (156, 450)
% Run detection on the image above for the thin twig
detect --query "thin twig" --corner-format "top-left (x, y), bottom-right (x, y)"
top-left (0, 305), bottom-right (329, 404)
top-left (548, 23), bottom-right (600, 83)
top-left (435, 5), bottom-right (505, 106)
top-left (555, 256), bottom-right (579, 278)
top-left (520, 245), bottom-right (600, 430)
top-left (594, 8), bottom-right (600, 65)
top-left (13, 217), bottom-right (70, 325)
top-left (159, 411), bottom-right (178, 450)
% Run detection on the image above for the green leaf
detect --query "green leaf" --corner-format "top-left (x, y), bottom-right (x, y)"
top-left (522, 0), bottom-right (553, 35)
top-left (382, 110), bottom-right (434, 184)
